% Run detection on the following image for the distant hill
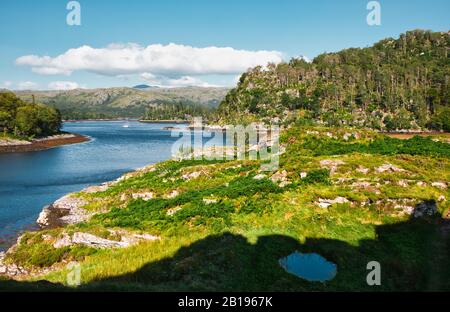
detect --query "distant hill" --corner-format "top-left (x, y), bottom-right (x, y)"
top-left (218, 30), bottom-right (449, 131)
top-left (133, 84), bottom-right (158, 90)
top-left (15, 87), bottom-right (229, 120)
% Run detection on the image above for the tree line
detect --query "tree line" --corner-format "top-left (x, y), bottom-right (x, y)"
top-left (0, 92), bottom-right (62, 138)
top-left (218, 30), bottom-right (449, 131)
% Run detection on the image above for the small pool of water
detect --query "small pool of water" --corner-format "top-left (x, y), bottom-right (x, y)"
top-left (279, 251), bottom-right (337, 282)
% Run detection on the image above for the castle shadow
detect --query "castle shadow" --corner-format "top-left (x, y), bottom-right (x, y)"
top-left (1, 209), bottom-right (449, 292)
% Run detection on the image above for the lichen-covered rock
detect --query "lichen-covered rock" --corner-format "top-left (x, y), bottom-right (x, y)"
top-left (317, 197), bottom-right (350, 208)
top-left (182, 171), bottom-right (202, 180)
top-left (356, 166), bottom-right (370, 174)
top-left (431, 182), bottom-right (447, 190)
top-left (53, 231), bottom-right (160, 249)
top-left (131, 192), bottom-right (154, 201)
top-left (375, 163), bottom-right (405, 174)
top-left (166, 190), bottom-right (179, 199)
top-left (271, 170), bottom-right (291, 187)
top-left (320, 159), bottom-right (345, 175)
top-left (82, 184), bottom-right (110, 194)
top-left (0, 252), bottom-right (28, 277)
top-left (37, 195), bottom-right (91, 229)
top-left (253, 174), bottom-right (266, 180)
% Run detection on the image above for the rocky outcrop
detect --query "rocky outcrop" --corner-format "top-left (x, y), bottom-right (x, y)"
top-left (131, 192), bottom-right (154, 201)
top-left (53, 231), bottom-right (160, 249)
top-left (431, 182), bottom-right (447, 190)
top-left (317, 197), bottom-right (350, 209)
top-left (320, 159), bottom-right (345, 175)
top-left (271, 170), bottom-right (291, 188)
top-left (375, 163), bottom-right (406, 174)
top-left (356, 166), bottom-right (370, 174)
top-left (253, 174), bottom-right (266, 180)
top-left (36, 195), bottom-right (91, 229)
top-left (0, 252), bottom-right (28, 277)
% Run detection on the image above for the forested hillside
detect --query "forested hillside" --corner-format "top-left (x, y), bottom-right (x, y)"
top-left (0, 92), bottom-right (61, 138)
top-left (218, 30), bottom-right (449, 131)
top-left (15, 87), bottom-right (229, 120)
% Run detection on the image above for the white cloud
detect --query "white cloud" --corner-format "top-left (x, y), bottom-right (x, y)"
top-left (48, 81), bottom-right (80, 90)
top-left (1, 81), bottom-right (13, 89)
top-left (17, 81), bottom-right (39, 90)
top-left (16, 43), bottom-right (283, 77)
top-left (140, 73), bottom-right (218, 88)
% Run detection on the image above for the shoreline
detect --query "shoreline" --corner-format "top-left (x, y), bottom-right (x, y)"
top-left (139, 119), bottom-right (190, 124)
top-left (0, 133), bottom-right (90, 154)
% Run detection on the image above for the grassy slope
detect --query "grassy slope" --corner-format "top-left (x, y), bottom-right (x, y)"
top-left (1, 126), bottom-right (449, 291)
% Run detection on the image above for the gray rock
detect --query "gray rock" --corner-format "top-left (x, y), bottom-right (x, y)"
top-left (320, 159), bottom-right (345, 175)
top-left (356, 166), bottom-right (370, 174)
top-left (53, 231), bottom-right (160, 249)
top-left (431, 182), bottom-right (447, 190)
top-left (37, 194), bottom-right (92, 229)
top-left (317, 197), bottom-right (349, 209)
top-left (253, 174), bottom-right (266, 180)
top-left (131, 192), bottom-right (154, 201)
top-left (375, 163), bottom-right (405, 174)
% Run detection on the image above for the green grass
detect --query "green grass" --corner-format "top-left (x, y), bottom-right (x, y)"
top-left (1, 126), bottom-right (449, 291)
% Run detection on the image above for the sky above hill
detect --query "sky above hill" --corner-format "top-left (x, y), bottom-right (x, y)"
top-left (0, 0), bottom-right (449, 90)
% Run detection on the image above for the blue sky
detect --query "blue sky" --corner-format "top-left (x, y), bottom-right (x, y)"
top-left (0, 0), bottom-right (449, 90)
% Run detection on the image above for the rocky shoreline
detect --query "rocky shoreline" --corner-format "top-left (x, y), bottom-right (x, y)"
top-left (0, 163), bottom-right (160, 278)
top-left (0, 133), bottom-right (90, 154)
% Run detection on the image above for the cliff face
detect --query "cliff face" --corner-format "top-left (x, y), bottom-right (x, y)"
top-left (218, 30), bottom-right (450, 131)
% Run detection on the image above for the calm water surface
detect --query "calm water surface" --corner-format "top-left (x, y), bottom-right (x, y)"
top-left (279, 251), bottom-right (337, 282)
top-left (0, 121), bottom-right (183, 250)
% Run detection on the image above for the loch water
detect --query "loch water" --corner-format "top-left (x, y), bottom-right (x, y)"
top-left (0, 121), bottom-right (184, 250)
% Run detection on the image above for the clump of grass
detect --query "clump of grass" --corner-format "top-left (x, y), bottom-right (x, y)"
top-left (6, 233), bottom-right (97, 268)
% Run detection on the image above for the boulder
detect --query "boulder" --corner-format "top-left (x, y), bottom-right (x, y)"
top-left (53, 231), bottom-right (160, 249)
top-left (166, 190), bottom-right (179, 199)
top-left (131, 192), bottom-right (154, 201)
top-left (317, 197), bottom-right (349, 209)
top-left (375, 163), bottom-right (405, 174)
top-left (271, 170), bottom-right (288, 183)
top-left (36, 194), bottom-right (92, 229)
top-left (431, 182), bottom-right (447, 190)
top-left (182, 171), bottom-right (202, 180)
top-left (253, 174), bottom-right (266, 180)
top-left (320, 159), bottom-right (345, 175)
top-left (356, 166), bottom-right (370, 174)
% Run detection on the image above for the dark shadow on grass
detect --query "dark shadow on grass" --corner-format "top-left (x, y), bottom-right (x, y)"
top-left (1, 213), bottom-right (449, 292)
